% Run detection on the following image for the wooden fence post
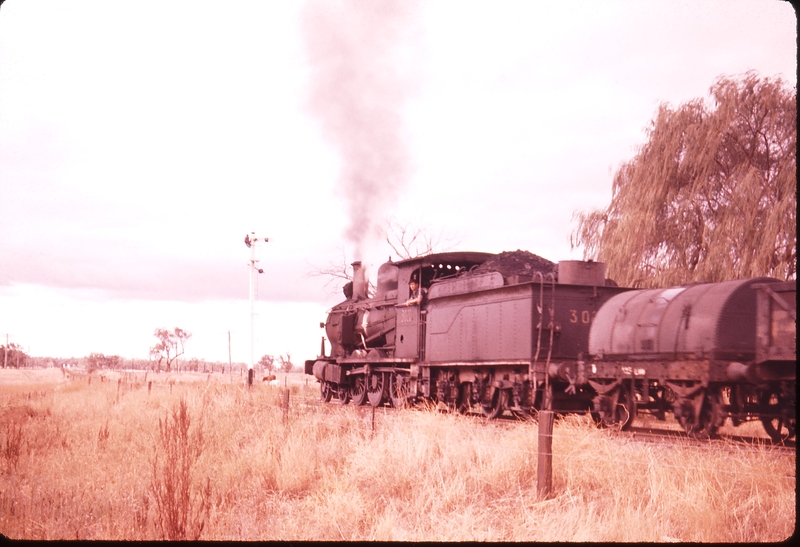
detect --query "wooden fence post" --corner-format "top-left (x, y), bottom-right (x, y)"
top-left (537, 410), bottom-right (554, 499)
top-left (282, 389), bottom-right (290, 426)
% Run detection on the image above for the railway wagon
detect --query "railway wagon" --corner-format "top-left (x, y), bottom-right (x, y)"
top-left (584, 278), bottom-right (796, 440)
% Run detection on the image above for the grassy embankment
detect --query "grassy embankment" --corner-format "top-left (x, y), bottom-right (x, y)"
top-left (0, 368), bottom-right (795, 541)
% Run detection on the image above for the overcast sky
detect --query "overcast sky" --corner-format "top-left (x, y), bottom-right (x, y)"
top-left (0, 0), bottom-right (795, 365)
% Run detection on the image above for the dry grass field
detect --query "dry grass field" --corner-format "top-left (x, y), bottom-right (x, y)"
top-left (0, 368), bottom-right (795, 541)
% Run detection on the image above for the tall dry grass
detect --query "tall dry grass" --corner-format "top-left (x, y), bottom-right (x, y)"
top-left (0, 369), bottom-right (795, 541)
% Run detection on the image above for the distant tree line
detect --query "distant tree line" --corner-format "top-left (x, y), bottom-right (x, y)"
top-left (1, 343), bottom-right (29, 368)
top-left (259, 353), bottom-right (296, 374)
top-left (3, 353), bottom-right (298, 374)
top-left (1, 325), bottom-right (299, 374)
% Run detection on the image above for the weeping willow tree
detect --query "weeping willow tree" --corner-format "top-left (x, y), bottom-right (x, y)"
top-left (572, 72), bottom-right (796, 288)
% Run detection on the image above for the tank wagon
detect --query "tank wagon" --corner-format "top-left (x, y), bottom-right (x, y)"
top-left (586, 278), bottom-right (796, 440)
top-left (305, 250), bottom-right (796, 441)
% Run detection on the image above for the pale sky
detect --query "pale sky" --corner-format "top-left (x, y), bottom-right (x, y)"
top-left (0, 0), bottom-right (795, 365)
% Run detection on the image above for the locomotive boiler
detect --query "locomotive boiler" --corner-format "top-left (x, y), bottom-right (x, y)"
top-left (305, 250), bottom-right (796, 441)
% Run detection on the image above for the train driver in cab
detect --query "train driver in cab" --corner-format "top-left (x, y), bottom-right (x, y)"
top-left (400, 277), bottom-right (427, 309)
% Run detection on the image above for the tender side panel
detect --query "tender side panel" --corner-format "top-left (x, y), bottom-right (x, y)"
top-left (425, 282), bottom-right (630, 364)
top-left (425, 284), bottom-right (532, 363)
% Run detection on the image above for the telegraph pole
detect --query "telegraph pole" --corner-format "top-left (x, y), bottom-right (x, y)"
top-left (244, 232), bottom-right (268, 387)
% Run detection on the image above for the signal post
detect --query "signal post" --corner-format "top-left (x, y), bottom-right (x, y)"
top-left (244, 232), bottom-right (268, 387)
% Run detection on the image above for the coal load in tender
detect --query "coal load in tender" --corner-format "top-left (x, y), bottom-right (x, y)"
top-left (470, 249), bottom-right (556, 280)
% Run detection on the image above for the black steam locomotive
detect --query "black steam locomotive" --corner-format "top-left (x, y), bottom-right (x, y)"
top-left (305, 250), bottom-right (796, 441)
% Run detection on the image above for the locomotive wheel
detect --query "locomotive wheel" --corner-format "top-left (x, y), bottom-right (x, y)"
top-left (337, 385), bottom-right (351, 405)
top-left (456, 383), bottom-right (473, 414)
top-left (367, 371), bottom-right (386, 407)
top-left (759, 388), bottom-right (793, 442)
top-left (389, 373), bottom-right (408, 409)
top-left (350, 375), bottom-right (368, 406)
top-left (320, 381), bottom-right (333, 403)
top-left (509, 383), bottom-right (532, 420)
top-left (482, 388), bottom-right (507, 419)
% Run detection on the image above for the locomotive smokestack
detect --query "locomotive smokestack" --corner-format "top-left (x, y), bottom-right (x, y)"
top-left (352, 261), bottom-right (368, 301)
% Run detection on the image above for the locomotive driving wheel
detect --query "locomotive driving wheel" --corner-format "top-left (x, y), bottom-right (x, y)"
top-left (350, 375), bottom-right (368, 406)
top-left (367, 371), bottom-right (386, 407)
top-left (320, 381), bottom-right (333, 403)
top-left (389, 373), bottom-right (408, 409)
top-left (759, 388), bottom-right (794, 442)
top-left (337, 384), bottom-right (351, 405)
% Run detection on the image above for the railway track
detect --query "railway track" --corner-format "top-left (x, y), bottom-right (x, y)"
top-left (303, 394), bottom-right (796, 452)
top-left (620, 424), bottom-right (796, 452)
top-left (469, 408), bottom-right (796, 452)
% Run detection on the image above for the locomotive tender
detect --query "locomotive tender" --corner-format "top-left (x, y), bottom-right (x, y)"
top-left (305, 250), bottom-right (796, 440)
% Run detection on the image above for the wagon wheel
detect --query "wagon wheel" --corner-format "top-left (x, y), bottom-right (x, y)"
top-left (389, 373), bottom-right (408, 409)
top-left (652, 385), bottom-right (668, 421)
top-left (350, 375), bottom-right (368, 406)
top-left (596, 385), bottom-right (635, 431)
top-left (320, 381), bottom-right (332, 403)
top-left (618, 385), bottom-right (636, 431)
top-left (677, 389), bottom-right (723, 440)
top-left (759, 388), bottom-right (792, 442)
top-left (337, 384), bottom-right (351, 405)
top-left (482, 388), bottom-right (508, 419)
top-left (367, 371), bottom-right (386, 407)
top-left (456, 382), bottom-right (473, 414)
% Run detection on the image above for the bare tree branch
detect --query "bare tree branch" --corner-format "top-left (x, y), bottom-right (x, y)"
top-left (308, 218), bottom-right (459, 295)
top-left (385, 215), bottom-right (458, 260)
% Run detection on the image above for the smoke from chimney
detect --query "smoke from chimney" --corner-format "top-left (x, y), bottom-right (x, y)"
top-left (302, 0), bottom-right (421, 260)
top-left (351, 260), bottom-right (369, 300)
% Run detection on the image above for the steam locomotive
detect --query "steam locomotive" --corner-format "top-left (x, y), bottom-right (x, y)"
top-left (305, 250), bottom-right (796, 441)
